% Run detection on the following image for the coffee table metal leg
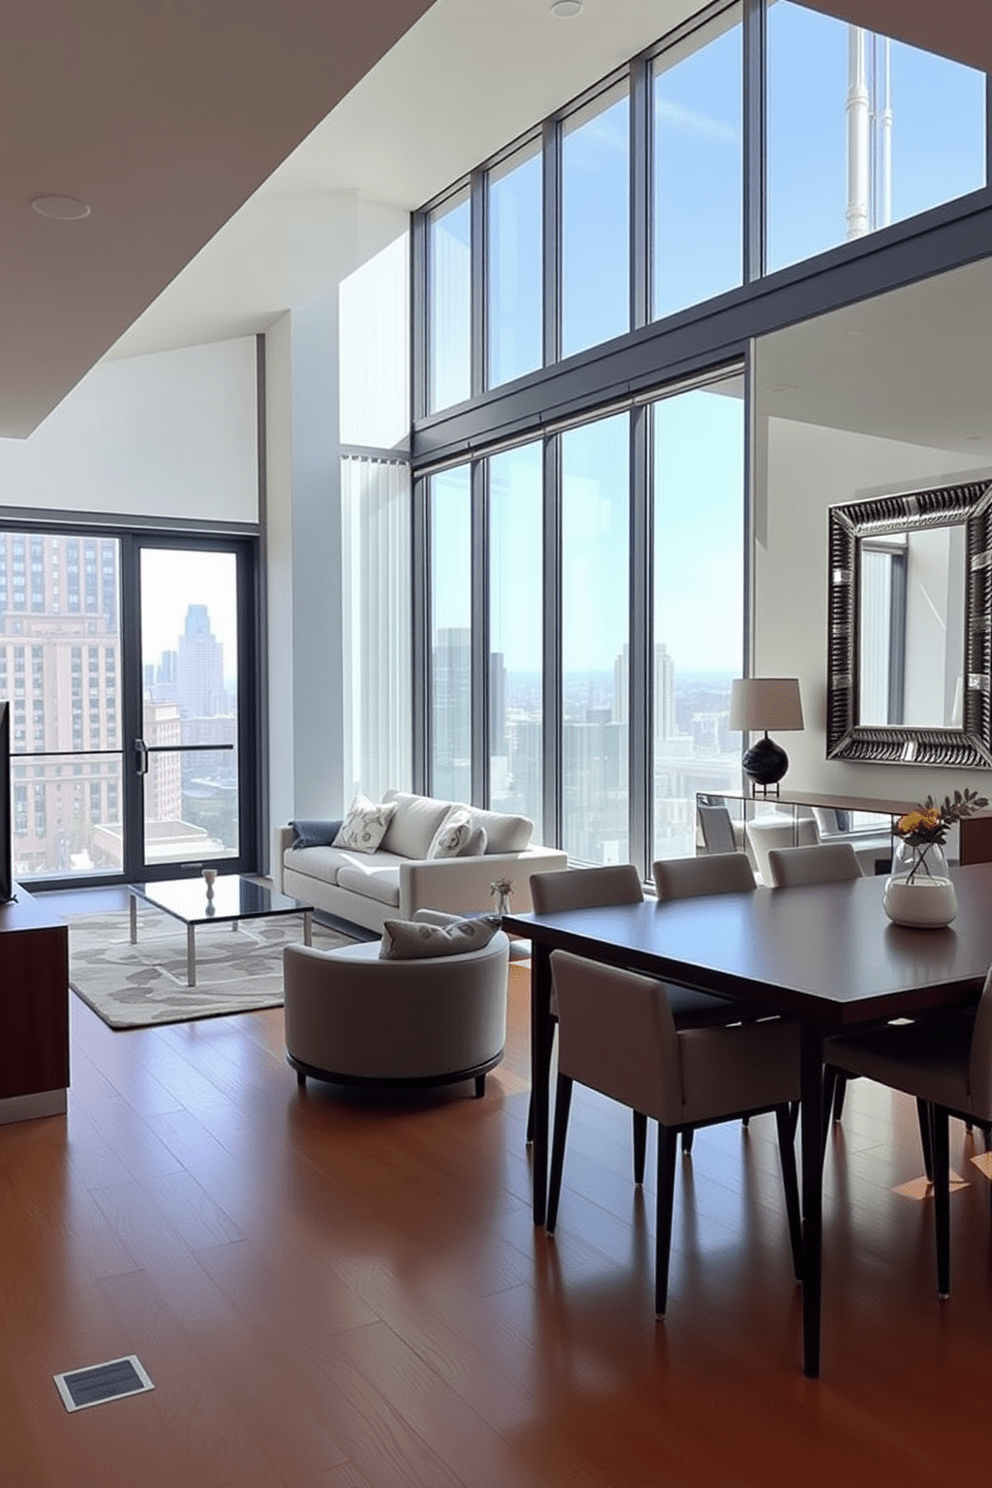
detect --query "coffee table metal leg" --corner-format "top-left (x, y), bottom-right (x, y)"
top-left (129, 892), bottom-right (137, 946)
top-left (303, 910), bottom-right (312, 947)
top-left (187, 924), bottom-right (196, 987)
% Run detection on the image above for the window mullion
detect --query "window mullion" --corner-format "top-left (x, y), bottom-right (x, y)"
top-left (471, 459), bottom-right (488, 803)
top-left (629, 405), bottom-right (651, 878)
top-left (542, 435), bottom-right (561, 850)
top-left (630, 52), bottom-right (651, 330)
top-left (743, 0), bottom-right (766, 283)
top-left (542, 117), bottom-right (561, 368)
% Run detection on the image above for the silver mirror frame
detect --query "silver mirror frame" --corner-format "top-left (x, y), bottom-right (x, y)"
top-left (827, 478), bottom-right (992, 768)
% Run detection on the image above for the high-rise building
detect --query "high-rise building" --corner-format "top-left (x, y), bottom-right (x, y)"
top-left (178, 604), bottom-right (225, 720)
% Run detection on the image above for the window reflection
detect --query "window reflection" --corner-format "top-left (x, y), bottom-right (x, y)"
top-left (490, 443), bottom-right (543, 828)
top-left (428, 190), bottom-right (471, 412)
top-left (562, 86), bottom-right (630, 359)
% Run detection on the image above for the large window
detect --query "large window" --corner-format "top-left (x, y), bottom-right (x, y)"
top-left (429, 466), bottom-right (472, 802)
top-left (652, 7), bottom-right (743, 320)
top-left (562, 84), bottom-right (630, 359)
top-left (767, 2), bottom-right (986, 271)
top-left (652, 376), bottom-right (744, 860)
top-left (488, 142), bottom-right (543, 388)
top-left (561, 414), bottom-right (630, 862)
top-left (428, 189), bottom-right (471, 412)
top-left (489, 442), bottom-right (543, 827)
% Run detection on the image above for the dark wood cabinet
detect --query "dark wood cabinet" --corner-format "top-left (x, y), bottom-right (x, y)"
top-left (0, 888), bottom-right (69, 1121)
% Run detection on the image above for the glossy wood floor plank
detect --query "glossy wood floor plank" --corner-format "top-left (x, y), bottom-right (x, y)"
top-left (4, 972), bottom-right (992, 1484)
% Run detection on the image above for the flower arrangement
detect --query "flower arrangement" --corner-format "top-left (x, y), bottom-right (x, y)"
top-left (490, 877), bottom-right (514, 912)
top-left (894, 789), bottom-right (988, 883)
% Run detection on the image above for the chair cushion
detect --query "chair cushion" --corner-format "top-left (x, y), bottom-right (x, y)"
top-left (461, 824), bottom-right (487, 856)
top-left (379, 914), bottom-right (503, 960)
top-left (333, 795), bottom-right (397, 853)
top-left (380, 791), bottom-right (453, 859)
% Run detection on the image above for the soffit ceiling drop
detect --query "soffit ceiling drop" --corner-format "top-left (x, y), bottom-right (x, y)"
top-left (0, 0), bottom-right (433, 438)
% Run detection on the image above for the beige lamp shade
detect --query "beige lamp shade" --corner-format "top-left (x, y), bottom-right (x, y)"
top-left (729, 678), bottom-right (804, 733)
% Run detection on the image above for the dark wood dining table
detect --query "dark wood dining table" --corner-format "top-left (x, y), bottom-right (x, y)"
top-left (502, 861), bottom-right (992, 1378)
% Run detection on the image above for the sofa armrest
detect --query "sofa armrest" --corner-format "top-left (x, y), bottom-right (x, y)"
top-left (272, 825), bottom-right (295, 893)
top-left (399, 845), bottom-right (568, 919)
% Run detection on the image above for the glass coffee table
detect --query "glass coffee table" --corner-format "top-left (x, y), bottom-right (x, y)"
top-left (128, 876), bottom-right (313, 987)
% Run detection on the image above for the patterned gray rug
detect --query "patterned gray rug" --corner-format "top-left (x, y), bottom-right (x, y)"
top-left (67, 907), bottom-right (355, 1030)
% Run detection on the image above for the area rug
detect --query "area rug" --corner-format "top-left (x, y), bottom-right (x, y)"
top-left (67, 907), bottom-right (356, 1030)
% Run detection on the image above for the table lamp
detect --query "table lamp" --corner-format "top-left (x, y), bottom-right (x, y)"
top-left (729, 677), bottom-right (804, 796)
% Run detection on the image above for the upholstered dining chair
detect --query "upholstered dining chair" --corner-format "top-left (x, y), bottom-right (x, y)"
top-left (546, 949), bottom-right (804, 1318)
top-left (765, 841), bottom-right (862, 1124)
top-left (824, 967), bottom-right (992, 1299)
top-left (528, 863), bottom-right (770, 1174)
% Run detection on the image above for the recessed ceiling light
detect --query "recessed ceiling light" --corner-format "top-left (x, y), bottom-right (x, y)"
top-left (551, 1), bottom-right (583, 16)
top-left (31, 195), bottom-right (91, 221)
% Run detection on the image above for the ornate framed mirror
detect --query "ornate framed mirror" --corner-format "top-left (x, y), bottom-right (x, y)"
top-left (827, 478), bottom-right (992, 767)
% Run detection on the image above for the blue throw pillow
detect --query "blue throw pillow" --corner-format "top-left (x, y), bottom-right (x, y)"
top-left (289, 819), bottom-right (343, 850)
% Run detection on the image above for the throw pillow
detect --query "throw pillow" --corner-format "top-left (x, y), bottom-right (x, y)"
top-left (459, 824), bottom-right (487, 857)
top-left (379, 915), bottom-right (503, 960)
top-left (427, 808), bottom-right (473, 859)
top-left (332, 795), bottom-right (397, 854)
top-left (290, 818), bottom-right (344, 850)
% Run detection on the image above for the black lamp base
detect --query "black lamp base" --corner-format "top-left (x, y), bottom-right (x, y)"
top-left (742, 734), bottom-right (789, 795)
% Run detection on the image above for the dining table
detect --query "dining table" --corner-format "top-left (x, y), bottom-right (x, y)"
top-left (501, 860), bottom-right (992, 1378)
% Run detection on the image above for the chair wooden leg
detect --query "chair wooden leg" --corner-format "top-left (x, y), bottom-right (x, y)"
top-left (633, 1110), bottom-right (648, 1185)
top-left (296, 1070), bottom-right (306, 1089)
top-left (932, 1104), bottom-right (951, 1299)
top-left (681, 1127), bottom-right (694, 1156)
top-left (655, 1124), bottom-right (678, 1318)
top-left (546, 1074), bottom-right (573, 1235)
top-left (832, 1072), bottom-right (848, 1122)
top-left (775, 1104), bottom-right (804, 1282)
top-left (916, 1097), bottom-right (934, 1183)
top-left (474, 1074), bottom-right (486, 1098)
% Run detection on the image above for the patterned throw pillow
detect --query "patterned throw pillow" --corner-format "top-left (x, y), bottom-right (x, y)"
top-left (378, 915), bottom-right (503, 960)
top-left (427, 809), bottom-right (473, 859)
top-left (332, 795), bottom-right (397, 854)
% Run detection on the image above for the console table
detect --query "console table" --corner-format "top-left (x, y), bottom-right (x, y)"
top-left (0, 887), bottom-right (69, 1123)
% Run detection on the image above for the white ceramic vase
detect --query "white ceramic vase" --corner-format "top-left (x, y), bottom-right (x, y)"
top-left (883, 841), bottom-right (957, 929)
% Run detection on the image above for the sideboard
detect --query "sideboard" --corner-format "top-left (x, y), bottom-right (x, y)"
top-left (0, 887), bottom-right (69, 1123)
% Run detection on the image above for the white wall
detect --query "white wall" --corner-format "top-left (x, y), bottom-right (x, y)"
top-left (0, 339), bottom-right (258, 524)
top-left (754, 411), bottom-right (991, 803)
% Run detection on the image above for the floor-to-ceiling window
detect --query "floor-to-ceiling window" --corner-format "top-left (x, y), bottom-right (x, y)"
top-left (0, 525), bottom-right (258, 887)
top-left (410, 0), bottom-right (989, 871)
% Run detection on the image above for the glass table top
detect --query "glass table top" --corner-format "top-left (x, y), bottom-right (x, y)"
top-left (129, 875), bottom-right (312, 926)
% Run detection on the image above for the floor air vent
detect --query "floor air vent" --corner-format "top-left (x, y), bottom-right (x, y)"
top-left (54, 1355), bottom-right (155, 1412)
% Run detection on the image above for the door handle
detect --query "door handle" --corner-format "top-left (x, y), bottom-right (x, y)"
top-left (134, 738), bottom-right (149, 776)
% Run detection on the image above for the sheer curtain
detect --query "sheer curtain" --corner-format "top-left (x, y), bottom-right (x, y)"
top-left (341, 455), bottom-right (412, 802)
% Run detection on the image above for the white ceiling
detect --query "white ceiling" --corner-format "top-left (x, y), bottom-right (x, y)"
top-left (8, 0), bottom-right (992, 437)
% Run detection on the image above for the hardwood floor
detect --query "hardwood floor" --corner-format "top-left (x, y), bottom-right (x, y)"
top-left (3, 954), bottom-right (992, 1486)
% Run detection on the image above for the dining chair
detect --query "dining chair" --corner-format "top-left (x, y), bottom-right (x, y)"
top-left (527, 863), bottom-right (763, 1173)
top-left (824, 967), bottom-right (992, 1299)
top-left (546, 949), bottom-right (804, 1318)
top-left (697, 801), bottom-right (738, 856)
top-left (653, 852), bottom-right (779, 1148)
top-left (766, 841), bottom-right (862, 1124)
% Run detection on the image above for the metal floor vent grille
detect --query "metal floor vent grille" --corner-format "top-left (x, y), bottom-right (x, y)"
top-left (54, 1355), bottom-right (154, 1412)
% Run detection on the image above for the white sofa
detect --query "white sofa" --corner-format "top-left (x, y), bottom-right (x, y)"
top-left (272, 788), bottom-right (568, 933)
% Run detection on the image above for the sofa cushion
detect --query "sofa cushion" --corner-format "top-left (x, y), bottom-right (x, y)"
top-left (428, 808), bottom-right (474, 859)
top-left (379, 914), bottom-right (503, 960)
top-left (460, 805), bottom-right (532, 854)
top-left (283, 845), bottom-right (347, 885)
top-left (380, 791), bottom-right (452, 859)
top-left (333, 795), bottom-right (397, 853)
top-left (337, 864), bottom-right (401, 908)
top-left (460, 824), bottom-right (487, 856)
top-left (289, 818), bottom-right (343, 849)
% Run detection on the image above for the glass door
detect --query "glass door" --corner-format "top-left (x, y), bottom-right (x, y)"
top-left (133, 544), bottom-right (250, 877)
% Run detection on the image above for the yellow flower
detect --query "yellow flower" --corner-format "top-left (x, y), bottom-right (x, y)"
top-left (896, 810), bottom-right (926, 835)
